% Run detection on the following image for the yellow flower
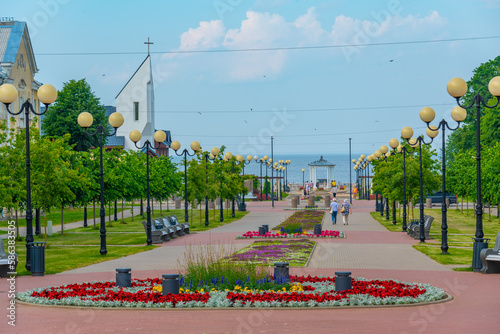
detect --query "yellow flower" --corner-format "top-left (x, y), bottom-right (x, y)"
top-left (200, 288), bottom-right (204, 293)
top-left (152, 285), bottom-right (163, 293)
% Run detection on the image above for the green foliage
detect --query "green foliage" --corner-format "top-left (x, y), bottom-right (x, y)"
top-left (41, 79), bottom-right (109, 151)
top-left (372, 140), bottom-right (440, 206)
top-left (447, 55), bottom-right (500, 156)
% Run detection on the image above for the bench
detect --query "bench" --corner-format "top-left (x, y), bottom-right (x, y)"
top-left (480, 231), bottom-right (500, 274)
top-left (141, 220), bottom-right (174, 244)
top-left (407, 219), bottom-right (420, 236)
top-left (409, 215), bottom-right (434, 240)
top-left (0, 238), bottom-right (18, 278)
top-left (164, 215), bottom-right (189, 235)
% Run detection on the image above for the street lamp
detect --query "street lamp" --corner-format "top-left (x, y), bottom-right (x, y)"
top-left (447, 76), bottom-right (500, 270)
top-left (393, 137), bottom-right (413, 232)
top-left (271, 135), bottom-right (274, 208)
top-left (203, 147), bottom-right (221, 226)
top-left (171, 140), bottom-right (200, 227)
top-left (420, 106), bottom-right (466, 254)
top-left (0, 83), bottom-right (57, 271)
top-left (302, 168), bottom-right (305, 193)
top-left (263, 155), bottom-right (269, 200)
top-left (401, 126), bottom-right (439, 243)
top-left (78, 110), bottom-right (124, 254)
top-left (130, 130), bottom-right (167, 245)
top-left (236, 154), bottom-right (252, 211)
top-left (256, 156), bottom-right (268, 201)
top-left (282, 160), bottom-right (291, 191)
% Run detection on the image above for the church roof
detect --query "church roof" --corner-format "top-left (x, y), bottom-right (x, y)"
top-left (115, 55), bottom-right (150, 99)
top-left (103, 105), bottom-right (124, 147)
top-left (308, 156), bottom-right (335, 167)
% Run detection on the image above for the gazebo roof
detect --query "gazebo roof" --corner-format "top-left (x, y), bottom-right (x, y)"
top-left (308, 156), bottom-right (336, 167)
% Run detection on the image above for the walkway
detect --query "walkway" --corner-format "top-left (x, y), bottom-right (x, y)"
top-left (1, 196), bottom-right (498, 333)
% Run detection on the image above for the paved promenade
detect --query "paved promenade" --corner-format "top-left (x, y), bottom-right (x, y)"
top-left (1, 197), bottom-right (499, 333)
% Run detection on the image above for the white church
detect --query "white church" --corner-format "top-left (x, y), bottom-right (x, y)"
top-left (106, 52), bottom-right (171, 155)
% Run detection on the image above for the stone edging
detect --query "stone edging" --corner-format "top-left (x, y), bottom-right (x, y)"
top-left (15, 294), bottom-right (453, 311)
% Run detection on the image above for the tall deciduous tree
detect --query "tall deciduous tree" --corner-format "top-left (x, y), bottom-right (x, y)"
top-left (41, 79), bottom-right (109, 151)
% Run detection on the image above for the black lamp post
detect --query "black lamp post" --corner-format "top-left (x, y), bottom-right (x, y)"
top-left (282, 160), bottom-right (291, 191)
top-left (208, 148), bottom-right (232, 222)
top-left (256, 156), bottom-right (268, 201)
top-left (349, 137), bottom-right (352, 204)
top-left (390, 139), bottom-right (414, 232)
top-left (302, 168), bottom-right (305, 193)
top-left (78, 111), bottom-right (124, 254)
top-left (203, 147), bottom-right (221, 226)
top-left (402, 126), bottom-right (438, 243)
top-left (129, 130), bottom-right (167, 245)
top-left (447, 76), bottom-right (500, 270)
top-left (0, 83), bottom-right (58, 271)
top-left (171, 140), bottom-right (200, 225)
top-left (236, 155), bottom-right (252, 211)
top-left (420, 106), bottom-right (466, 254)
top-left (271, 135), bottom-right (274, 208)
top-left (373, 150), bottom-right (386, 217)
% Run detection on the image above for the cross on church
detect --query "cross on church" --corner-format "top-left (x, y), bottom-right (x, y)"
top-left (144, 37), bottom-right (153, 55)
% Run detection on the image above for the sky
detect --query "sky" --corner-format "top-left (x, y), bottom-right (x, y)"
top-left (4, 0), bottom-right (500, 158)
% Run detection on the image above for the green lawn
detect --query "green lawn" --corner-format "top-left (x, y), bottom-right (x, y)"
top-left (0, 206), bottom-right (125, 228)
top-left (9, 208), bottom-right (248, 276)
top-left (12, 245), bottom-right (155, 276)
top-left (370, 207), bottom-right (499, 271)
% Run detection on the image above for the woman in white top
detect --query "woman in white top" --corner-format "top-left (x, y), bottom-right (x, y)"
top-left (340, 199), bottom-right (352, 225)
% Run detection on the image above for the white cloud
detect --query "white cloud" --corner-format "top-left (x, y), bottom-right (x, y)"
top-left (178, 20), bottom-right (225, 51)
top-left (164, 8), bottom-right (447, 80)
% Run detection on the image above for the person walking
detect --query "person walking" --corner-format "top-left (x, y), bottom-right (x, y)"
top-left (305, 181), bottom-right (310, 196)
top-left (340, 199), bottom-right (352, 225)
top-left (330, 198), bottom-right (339, 224)
top-left (332, 185), bottom-right (338, 198)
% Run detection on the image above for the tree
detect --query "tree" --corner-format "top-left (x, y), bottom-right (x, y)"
top-left (447, 55), bottom-right (500, 156)
top-left (41, 79), bottom-right (109, 151)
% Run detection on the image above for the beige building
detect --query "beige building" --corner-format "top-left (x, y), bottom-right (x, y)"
top-left (0, 20), bottom-right (43, 131)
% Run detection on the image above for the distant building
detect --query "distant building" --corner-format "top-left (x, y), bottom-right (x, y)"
top-left (0, 20), bottom-right (44, 132)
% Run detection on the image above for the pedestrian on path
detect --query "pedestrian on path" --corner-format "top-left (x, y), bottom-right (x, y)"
top-left (332, 185), bottom-right (338, 198)
top-left (305, 181), bottom-right (310, 196)
top-left (340, 199), bottom-right (352, 225)
top-left (330, 198), bottom-right (339, 224)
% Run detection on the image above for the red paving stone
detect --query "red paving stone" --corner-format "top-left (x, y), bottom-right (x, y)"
top-left (1, 197), bottom-right (499, 334)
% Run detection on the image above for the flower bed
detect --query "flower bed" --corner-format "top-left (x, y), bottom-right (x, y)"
top-left (237, 230), bottom-right (344, 239)
top-left (17, 275), bottom-right (448, 308)
top-left (225, 240), bottom-right (315, 266)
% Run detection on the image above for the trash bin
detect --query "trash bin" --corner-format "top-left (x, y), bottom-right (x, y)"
top-left (29, 242), bottom-right (46, 276)
top-left (324, 196), bottom-right (331, 209)
top-left (274, 262), bottom-right (289, 283)
top-left (258, 226), bottom-right (265, 236)
top-left (314, 224), bottom-right (322, 235)
top-left (238, 202), bottom-right (247, 211)
top-left (174, 199), bottom-right (181, 209)
top-left (262, 225), bottom-right (269, 234)
top-left (116, 268), bottom-right (132, 288)
top-left (162, 274), bottom-right (180, 295)
top-left (335, 271), bottom-right (352, 291)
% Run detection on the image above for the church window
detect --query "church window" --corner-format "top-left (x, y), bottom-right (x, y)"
top-left (134, 102), bottom-right (139, 120)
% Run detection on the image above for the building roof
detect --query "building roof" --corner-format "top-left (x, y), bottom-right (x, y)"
top-left (308, 155), bottom-right (336, 167)
top-left (0, 21), bottom-right (38, 76)
top-left (103, 106), bottom-right (124, 147)
top-left (115, 55), bottom-right (150, 99)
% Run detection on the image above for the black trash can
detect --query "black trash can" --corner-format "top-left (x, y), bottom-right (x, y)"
top-left (116, 268), bottom-right (132, 288)
top-left (314, 224), bottom-right (322, 236)
top-left (262, 225), bottom-right (269, 234)
top-left (274, 262), bottom-right (289, 283)
top-left (335, 271), bottom-right (352, 292)
top-left (29, 242), bottom-right (46, 276)
top-left (472, 238), bottom-right (489, 271)
top-left (238, 202), bottom-right (247, 211)
top-left (162, 274), bottom-right (180, 295)
top-left (258, 226), bottom-right (265, 236)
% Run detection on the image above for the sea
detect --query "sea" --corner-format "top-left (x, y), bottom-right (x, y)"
top-left (170, 153), bottom-right (357, 186)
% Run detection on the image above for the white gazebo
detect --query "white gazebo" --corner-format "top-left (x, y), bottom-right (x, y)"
top-left (308, 156), bottom-right (335, 189)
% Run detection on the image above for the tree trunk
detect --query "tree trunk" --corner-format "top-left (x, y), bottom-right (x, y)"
top-left (489, 204), bottom-right (492, 222)
top-left (108, 203), bottom-right (111, 226)
top-left (167, 198), bottom-right (170, 212)
top-left (15, 209), bottom-right (19, 239)
top-left (121, 199), bottom-right (125, 223)
top-left (61, 205), bottom-right (64, 235)
top-left (44, 213), bottom-right (48, 242)
top-left (160, 200), bottom-right (162, 216)
top-left (93, 201), bottom-right (96, 228)
top-left (131, 199), bottom-right (134, 222)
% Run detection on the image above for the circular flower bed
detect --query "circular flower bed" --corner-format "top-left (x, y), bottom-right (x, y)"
top-left (17, 275), bottom-right (447, 308)
top-left (236, 230), bottom-right (344, 239)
